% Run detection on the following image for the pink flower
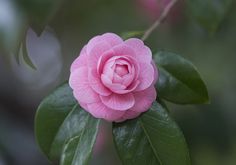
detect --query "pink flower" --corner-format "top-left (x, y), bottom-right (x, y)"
top-left (137, 0), bottom-right (171, 21)
top-left (69, 33), bottom-right (158, 122)
top-left (136, 0), bottom-right (183, 23)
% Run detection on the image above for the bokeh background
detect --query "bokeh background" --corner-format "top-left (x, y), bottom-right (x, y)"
top-left (0, 0), bottom-right (236, 164)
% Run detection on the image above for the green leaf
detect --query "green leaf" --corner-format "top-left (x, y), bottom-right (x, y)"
top-left (35, 83), bottom-right (100, 164)
top-left (113, 101), bottom-right (191, 165)
top-left (59, 108), bottom-right (100, 165)
top-left (154, 51), bottom-right (209, 104)
top-left (187, 0), bottom-right (232, 33)
top-left (60, 136), bottom-right (80, 165)
top-left (48, 105), bottom-right (100, 165)
top-left (17, 0), bottom-right (65, 35)
top-left (121, 31), bottom-right (144, 40)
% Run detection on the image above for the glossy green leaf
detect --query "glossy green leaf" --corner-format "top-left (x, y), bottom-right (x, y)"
top-left (154, 51), bottom-right (209, 104)
top-left (113, 102), bottom-right (191, 165)
top-left (60, 136), bottom-right (80, 165)
top-left (17, 0), bottom-right (65, 35)
top-left (58, 107), bottom-right (100, 165)
top-left (187, 0), bottom-right (232, 33)
top-left (61, 116), bottom-right (100, 165)
top-left (35, 83), bottom-right (100, 164)
top-left (121, 31), bottom-right (144, 40)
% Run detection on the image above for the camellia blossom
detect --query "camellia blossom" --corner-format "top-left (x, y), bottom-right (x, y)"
top-left (136, 0), bottom-right (183, 24)
top-left (137, 0), bottom-right (171, 20)
top-left (69, 33), bottom-right (158, 122)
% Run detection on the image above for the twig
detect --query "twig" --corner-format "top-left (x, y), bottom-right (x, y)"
top-left (141, 0), bottom-right (178, 41)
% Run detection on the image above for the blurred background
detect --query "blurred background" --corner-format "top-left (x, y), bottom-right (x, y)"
top-left (0, 0), bottom-right (235, 164)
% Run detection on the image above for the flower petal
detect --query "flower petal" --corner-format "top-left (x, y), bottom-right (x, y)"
top-left (87, 101), bottom-right (125, 121)
top-left (101, 33), bottom-right (123, 46)
top-left (97, 49), bottom-right (116, 74)
top-left (69, 67), bottom-right (100, 103)
top-left (88, 68), bottom-right (112, 96)
top-left (125, 38), bottom-right (152, 63)
top-left (70, 45), bottom-right (88, 72)
top-left (152, 60), bottom-right (158, 85)
top-left (87, 33), bottom-right (123, 52)
top-left (112, 80), bottom-right (140, 94)
top-left (130, 86), bottom-right (156, 113)
top-left (115, 110), bottom-right (141, 122)
top-left (100, 93), bottom-right (135, 111)
top-left (112, 44), bottom-right (136, 57)
top-left (135, 62), bottom-right (154, 91)
top-left (101, 74), bottom-right (126, 92)
top-left (78, 101), bottom-right (88, 110)
top-left (87, 42), bottom-right (112, 69)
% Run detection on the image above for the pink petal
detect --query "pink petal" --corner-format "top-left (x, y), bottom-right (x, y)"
top-left (135, 62), bottom-right (154, 91)
top-left (78, 101), bottom-right (89, 110)
top-left (112, 80), bottom-right (140, 94)
top-left (69, 67), bottom-right (100, 103)
top-left (125, 38), bottom-right (152, 64)
top-left (86, 35), bottom-right (102, 52)
top-left (130, 86), bottom-right (157, 113)
top-left (88, 68), bottom-right (112, 96)
top-left (87, 33), bottom-right (123, 53)
top-left (87, 101), bottom-right (125, 121)
top-left (115, 110), bottom-right (141, 122)
top-left (86, 33), bottom-right (123, 69)
top-left (112, 44), bottom-right (136, 57)
top-left (70, 46), bottom-right (88, 72)
top-left (101, 74), bottom-right (126, 92)
top-left (114, 64), bottom-right (136, 87)
top-left (102, 57), bottom-right (116, 79)
top-left (100, 33), bottom-right (123, 46)
top-left (100, 93), bottom-right (135, 111)
top-left (104, 47), bottom-right (141, 82)
top-left (97, 49), bottom-right (115, 74)
top-left (87, 41), bottom-right (112, 69)
top-left (152, 60), bottom-right (158, 85)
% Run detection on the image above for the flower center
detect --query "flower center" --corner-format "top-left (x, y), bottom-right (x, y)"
top-left (114, 64), bottom-right (129, 77)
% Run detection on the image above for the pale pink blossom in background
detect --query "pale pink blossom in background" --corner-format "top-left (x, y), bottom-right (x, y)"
top-left (93, 123), bottom-right (107, 154)
top-left (137, 0), bottom-right (170, 20)
top-left (136, 0), bottom-right (183, 23)
top-left (69, 33), bottom-right (158, 122)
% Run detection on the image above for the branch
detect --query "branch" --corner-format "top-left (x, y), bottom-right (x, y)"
top-left (141, 0), bottom-right (178, 41)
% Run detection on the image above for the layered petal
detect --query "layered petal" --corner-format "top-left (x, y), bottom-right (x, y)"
top-left (100, 93), bottom-right (135, 111)
top-left (103, 48), bottom-right (141, 82)
top-left (112, 80), bottom-right (140, 94)
top-left (112, 44), bottom-right (136, 57)
top-left (87, 42), bottom-right (112, 68)
top-left (97, 49), bottom-right (116, 74)
top-left (125, 38), bottom-right (152, 64)
top-left (152, 60), bottom-right (158, 85)
top-left (86, 33), bottom-right (123, 68)
top-left (101, 74), bottom-right (126, 92)
top-left (115, 110), bottom-right (141, 122)
top-left (130, 86), bottom-right (157, 113)
top-left (87, 33), bottom-right (123, 52)
top-left (100, 33), bottom-right (123, 47)
top-left (69, 33), bottom-right (158, 122)
top-left (70, 46), bottom-right (88, 72)
top-left (69, 67), bottom-right (99, 103)
top-left (88, 68), bottom-right (112, 96)
top-left (87, 101), bottom-right (125, 121)
top-left (135, 62), bottom-right (154, 91)
top-left (78, 101), bottom-right (89, 110)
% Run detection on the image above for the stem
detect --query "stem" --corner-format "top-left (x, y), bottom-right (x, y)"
top-left (141, 0), bottom-right (178, 41)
